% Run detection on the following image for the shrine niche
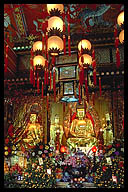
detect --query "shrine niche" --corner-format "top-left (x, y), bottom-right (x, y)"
top-left (62, 102), bottom-right (101, 149)
top-left (8, 96), bottom-right (46, 151)
top-left (50, 101), bottom-right (102, 150)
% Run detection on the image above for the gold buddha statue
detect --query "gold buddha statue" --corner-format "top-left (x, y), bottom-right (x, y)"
top-left (67, 107), bottom-right (96, 148)
top-left (23, 113), bottom-right (42, 146)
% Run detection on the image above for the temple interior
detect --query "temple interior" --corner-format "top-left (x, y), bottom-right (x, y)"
top-left (4, 4), bottom-right (124, 188)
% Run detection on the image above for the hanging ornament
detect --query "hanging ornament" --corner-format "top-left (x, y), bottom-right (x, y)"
top-left (92, 59), bottom-right (96, 69)
top-left (92, 49), bottom-right (95, 60)
top-left (115, 37), bottom-right (119, 48)
top-left (116, 48), bottom-right (120, 68)
top-left (47, 68), bottom-right (49, 85)
top-left (79, 67), bottom-right (84, 86)
top-left (79, 83), bottom-right (81, 104)
top-left (44, 68), bottom-right (47, 85)
top-left (52, 55), bottom-right (55, 66)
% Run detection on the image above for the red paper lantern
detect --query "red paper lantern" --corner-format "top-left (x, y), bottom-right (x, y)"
top-left (91, 146), bottom-right (97, 153)
top-left (60, 145), bottom-right (66, 153)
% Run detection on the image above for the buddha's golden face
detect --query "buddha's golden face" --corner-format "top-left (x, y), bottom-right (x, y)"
top-left (30, 114), bottom-right (37, 123)
top-left (77, 109), bottom-right (85, 118)
top-left (55, 115), bottom-right (60, 124)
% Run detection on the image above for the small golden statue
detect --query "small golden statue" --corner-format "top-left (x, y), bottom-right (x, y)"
top-left (50, 114), bottom-right (63, 148)
top-left (23, 113), bottom-right (42, 146)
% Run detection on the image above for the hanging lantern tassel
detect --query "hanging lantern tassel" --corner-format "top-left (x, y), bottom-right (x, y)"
top-left (37, 73), bottom-right (40, 94)
top-left (92, 49), bottom-right (95, 60)
top-left (99, 77), bottom-right (102, 96)
top-left (81, 67), bottom-right (84, 85)
top-left (116, 48), bottom-right (120, 68)
top-left (93, 68), bottom-right (97, 86)
top-left (50, 71), bottom-right (52, 90)
top-left (53, 69), bottom-right (56, 102)
top-left (115, 37), bottom-right (119, 48)
top-left (52, 56), bottom-right (55, 66)
top-left (42, 81), bottom-right (44, 99)
top-left (92, 92), bottom-right (95, 105)
top-left (79, 83), bottom-right (81, 104)
top-left (68, 36), bottom-right (71, 56)
top-left (79, 69), bottom-right (81, 85)
top-left (92, 59), bottom-right (96, 69)
top-left (85, 77), bottom-right (89, 103)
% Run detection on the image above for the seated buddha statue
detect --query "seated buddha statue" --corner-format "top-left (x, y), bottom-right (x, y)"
top-left (23, 113), bottom-right (42, 146)
top-left (67, 107), bottom-right (96, 148)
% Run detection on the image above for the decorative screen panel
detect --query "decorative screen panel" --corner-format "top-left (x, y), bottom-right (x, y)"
top-left (59, 66), bottom-right (76, 80)
top-left (63, 81), bottom-right (74, 95)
